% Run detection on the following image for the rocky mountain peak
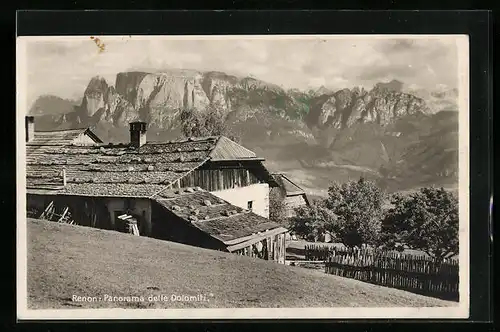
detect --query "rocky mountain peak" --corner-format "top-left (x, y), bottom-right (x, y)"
top-left (314, 85), bottom-right (333, 97)
top-left (84, 76), bottom-right (109, 95)
top-left (306, 83), bottom-right (429, 131)
top-left (66, 71), bottom-right (438, 135)
top-left (373, 79), bottom-right (404, 93)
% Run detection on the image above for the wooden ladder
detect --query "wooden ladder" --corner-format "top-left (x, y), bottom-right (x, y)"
top-left (57, 207), bottom-right (74, 224)
top-left (39, 201), bottom-right (54, 220)
top-left (39, 202), bottom-right (74, 224)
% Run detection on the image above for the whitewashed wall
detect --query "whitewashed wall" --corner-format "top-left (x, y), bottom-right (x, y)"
top-left (73, 133), bottom-right (99, 145)
top-left (211, 183), bottom-right (269, 218)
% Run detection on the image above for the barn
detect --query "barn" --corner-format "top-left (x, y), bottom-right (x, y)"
top-left (24, 116), bottom-right (288, 263)
top-left (272, 173), bottom-right (310, 218)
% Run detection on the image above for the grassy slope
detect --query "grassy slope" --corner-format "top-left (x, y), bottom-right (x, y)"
top-left (27, 219), bottom-right (455, 309)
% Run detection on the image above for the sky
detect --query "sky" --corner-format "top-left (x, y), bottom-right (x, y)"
top-left (21, 36), bottom-right (462, 107)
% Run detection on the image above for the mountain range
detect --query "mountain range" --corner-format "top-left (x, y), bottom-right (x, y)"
top-left (29, 71), bottom-right (459, 197)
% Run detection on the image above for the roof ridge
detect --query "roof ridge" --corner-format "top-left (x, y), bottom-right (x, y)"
top-left (220, 136), bottom-right (256, 156)
top-left (208, 136), bottom-right (223, 157)
top-left (279, 173), bottom-right (304, 190)
top-left (146, 136), bottom-right (220, 145)
top-left (35, 128), bottom-right (89, 133)
top-left (208, 136), bottom-right (258, 160)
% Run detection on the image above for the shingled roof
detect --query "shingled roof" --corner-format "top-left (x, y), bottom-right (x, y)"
top-left (272, 173), bottom-right (306, 196)
top-left (28, 128), bottom-right (103, 145)
top-left (208, 136), bottom-right (259, 161)
top-left (152, 187), bottom-right (286, 245)
top-left (26, 128), bottom-right (271, 196)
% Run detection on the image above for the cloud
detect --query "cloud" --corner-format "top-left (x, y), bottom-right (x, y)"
top-left (308, 77), bottom-right (326, 87)
top-left (356, 64), bottom-right (419, 81)
top-left (21, 36), bottom-right (461, 106)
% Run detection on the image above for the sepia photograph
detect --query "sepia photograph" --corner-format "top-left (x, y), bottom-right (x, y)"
top-left (16, 34), bottom-right (469, 320)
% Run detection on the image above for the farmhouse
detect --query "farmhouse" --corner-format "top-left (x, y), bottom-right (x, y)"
top-left (25, 116), bottom-right (287, 263)
top-left (272, 173), bottom-right (310, 218)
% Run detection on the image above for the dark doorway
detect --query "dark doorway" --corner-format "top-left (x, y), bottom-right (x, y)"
top-left (114, 211), bottom-right (128, 233)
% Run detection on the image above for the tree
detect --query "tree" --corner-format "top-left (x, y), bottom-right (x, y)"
top-left (324, 177), bottom-right (384, 248)
top-left (179, 108), bottom-right (205, 137)
top-left (179, 105), bottom-right (240, 142)
top-left (289, 200), bottom-right (336, 242)
top-left (203, 105), bottom-right (229, 137)
top-left (380, 187), bottom-right (459, 261)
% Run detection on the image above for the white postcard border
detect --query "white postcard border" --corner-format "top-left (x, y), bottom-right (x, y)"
top-left (16, 34), bottom-right (470, 320)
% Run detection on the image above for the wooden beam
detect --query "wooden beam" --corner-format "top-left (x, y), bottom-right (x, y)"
top-left (224, 227), bottom-right (288, 246)
top-left (226, 227), bottom-right (288, 252)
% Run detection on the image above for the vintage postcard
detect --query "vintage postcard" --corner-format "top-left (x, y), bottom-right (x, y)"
top-left (16, 35), bottom-right (469, 320)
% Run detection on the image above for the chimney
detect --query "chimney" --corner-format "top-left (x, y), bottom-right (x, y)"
top-left (129, 121), bottom-right (147, 148)
top-left (25, 116), bottom-right (35, 142)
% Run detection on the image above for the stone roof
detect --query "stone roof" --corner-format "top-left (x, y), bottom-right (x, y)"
top-left (26, 138), bottom-right (213, 195)
top-left (152, 187), bottom-right (285, 243)
top-left (26, 128), bottom-right (270, 196)
top-left (28, 128), bottom-right (103, 145)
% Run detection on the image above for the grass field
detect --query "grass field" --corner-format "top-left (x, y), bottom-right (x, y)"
top-left (26, 219), bottom-right (456, 309)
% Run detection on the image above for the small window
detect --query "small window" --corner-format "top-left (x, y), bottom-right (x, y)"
top-left (247, 201), bottom-right (253, 210)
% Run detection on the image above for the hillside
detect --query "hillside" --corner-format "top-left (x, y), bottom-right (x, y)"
top-left (27, 219), bottom-right (454, 309)
top-left (27, 69), bottom-right (459, 194)
top-left (29, 95), bottom-right (80, 116)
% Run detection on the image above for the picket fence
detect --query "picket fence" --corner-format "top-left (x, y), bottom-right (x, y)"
top-left (306, 245), bottom-right (459, 301)
top-left (304, 244), bottom-right (337, 261)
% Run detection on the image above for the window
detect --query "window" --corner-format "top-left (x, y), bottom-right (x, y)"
top-left (247, 201), bottom-right (253, 210)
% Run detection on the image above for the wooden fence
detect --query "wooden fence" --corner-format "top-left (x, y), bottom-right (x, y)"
top-left (324, 247), bottom-right (459, 301)
top-left (304, 244), bottom-right (337, 261)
